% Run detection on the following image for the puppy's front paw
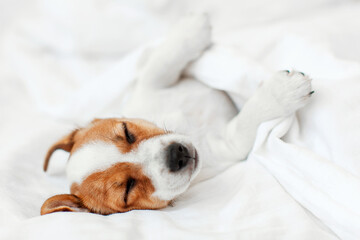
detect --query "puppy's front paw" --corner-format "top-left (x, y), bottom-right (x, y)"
top-left (263, 70), bottom-right (314, 116)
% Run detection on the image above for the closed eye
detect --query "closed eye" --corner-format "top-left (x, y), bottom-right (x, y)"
top-left (124, 178), bottom-right (136, 204)
top-left (122, 122), bottom-right (136, 144)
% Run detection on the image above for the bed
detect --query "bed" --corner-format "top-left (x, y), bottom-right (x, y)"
top-left (1, 0), bottom-right (360, 239)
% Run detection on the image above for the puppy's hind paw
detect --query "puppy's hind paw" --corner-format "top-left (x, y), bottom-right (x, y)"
top-left (170, 14), bottom-right (212, 55)
top-left (264, 70), bottom-right (314, 116)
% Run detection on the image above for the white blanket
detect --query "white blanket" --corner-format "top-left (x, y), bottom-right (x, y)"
top-left (1, 0), bottom-right (360, 239)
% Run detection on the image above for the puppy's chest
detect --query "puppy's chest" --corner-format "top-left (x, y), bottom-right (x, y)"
top-left (123, 78), bottom-right (238, 136)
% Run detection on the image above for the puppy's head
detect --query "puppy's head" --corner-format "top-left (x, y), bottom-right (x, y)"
top-left (41, 118), bottom-right (200, 215)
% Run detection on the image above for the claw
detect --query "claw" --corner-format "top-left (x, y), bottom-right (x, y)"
top-left (282, 70), bottom-right (290, 74)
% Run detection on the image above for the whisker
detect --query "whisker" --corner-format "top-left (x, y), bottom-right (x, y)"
top-left (162, 122), bottom-right (173, 134)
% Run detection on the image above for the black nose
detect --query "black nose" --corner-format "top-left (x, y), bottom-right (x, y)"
top-left (166, 143), bottom-right (191, 172)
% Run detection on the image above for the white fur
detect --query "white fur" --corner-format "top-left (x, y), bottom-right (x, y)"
top-left (67, 142), bottom-right (123, 184)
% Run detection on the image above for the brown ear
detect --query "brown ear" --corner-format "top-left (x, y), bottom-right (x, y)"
top-left (43, 129), bottom-right (79, 172)
top-left (41, 194), bottom-right (90, 215)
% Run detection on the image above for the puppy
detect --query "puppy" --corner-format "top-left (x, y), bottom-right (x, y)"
top-left (41, 15), bottom-right (313, 215)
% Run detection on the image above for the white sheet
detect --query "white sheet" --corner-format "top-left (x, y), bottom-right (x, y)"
top-left (1, 0), bottom-right (360, 239)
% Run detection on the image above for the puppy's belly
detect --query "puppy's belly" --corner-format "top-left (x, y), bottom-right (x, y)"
top-left (122, 78), bottom-right (238, 135)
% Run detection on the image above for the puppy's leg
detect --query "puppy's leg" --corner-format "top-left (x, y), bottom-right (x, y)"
top-left (211, 70), bottom-right (314, 160)
top-left (137, 14), bottom-right (211, 89)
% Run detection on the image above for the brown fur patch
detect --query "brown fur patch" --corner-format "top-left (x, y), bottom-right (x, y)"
top-left (71, 118), bottom-right (167, 154)
top-left (71, 162), bottom-right (169, 215)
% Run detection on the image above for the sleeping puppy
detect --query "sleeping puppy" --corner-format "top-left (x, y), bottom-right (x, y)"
top-left (41, 15), bottom-right (313, 215)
